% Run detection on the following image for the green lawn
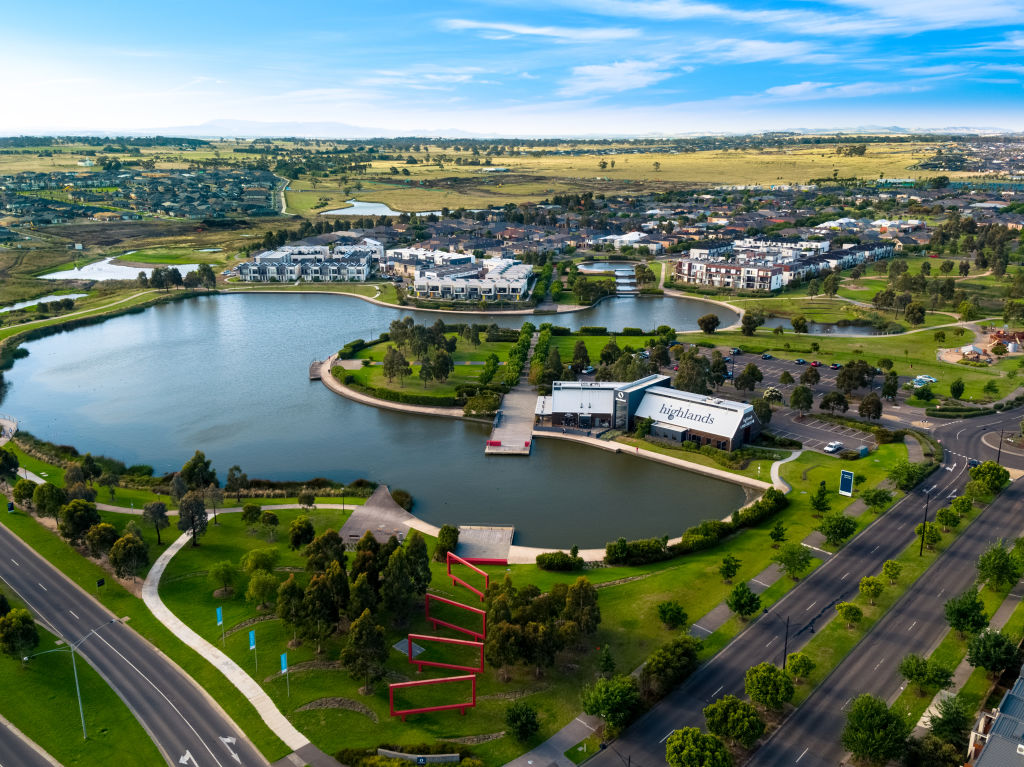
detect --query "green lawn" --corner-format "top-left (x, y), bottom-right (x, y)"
top-left (615, 435), bottom-right (782, 481)
top-left (115, 248), bottom-right (229, 265)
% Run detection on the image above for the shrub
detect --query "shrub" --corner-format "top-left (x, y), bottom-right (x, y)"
top-left (390, 489), bottom-right (413, 511)
top-left (536, 550), bottom-right (584, 571)
top-left (657, 600), bottom-right (689, 629)
top-left (505, 701), bottom-right (541, 741)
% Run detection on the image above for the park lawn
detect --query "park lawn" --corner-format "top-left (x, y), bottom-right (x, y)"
top-left (790, 490), bottom-right (980, 706)
top-left (227, 281), bottom-right (399, 302)
top-left (565, 734), bottom-right (604, 764)
top-left (0, 611), bottom-right (164, 767)
top-left (691, 325), bottom-right (1019, 402)
top-left (0, 505), bottom-right (292, 761)
top-left (615, 435), bottom-right (782, 481)
top-left (115, 247), bottom-right (227, 265)
top-left (731, 296), bottom-right (958, 330)
top-left (355, 335), bottom-right (512, 365)
top-left (349, 361), bottom-right (483, 397)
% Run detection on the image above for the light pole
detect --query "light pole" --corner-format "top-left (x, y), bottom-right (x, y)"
top-left (23, 618), bottom-right (120, 740)
top-left (997, 430), bottom-right (1004, 464)
top-left (918, 487), bottom-right (932, 557)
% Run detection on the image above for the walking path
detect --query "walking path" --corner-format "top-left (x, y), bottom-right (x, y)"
top-left (143, 533), bottom-right (342, 767)
top-left (486, 332), bottom-right (539, 455)
top-left (502, 714), bottom-right (604, 767)
top-left (319, 356), bottom-right (465, 419)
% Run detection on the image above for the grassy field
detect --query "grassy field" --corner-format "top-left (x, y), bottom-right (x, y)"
top-left (730, 296), bottom-right (958, 329)
top-left (115, 247), bottom-right (228, 265)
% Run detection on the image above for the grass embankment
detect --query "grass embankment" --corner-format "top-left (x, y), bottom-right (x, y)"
top-left (615, 435), bottom-right (782, 482)
top-left (730, 296), bottom-right (958, 330)
top-left (0, 606), bottom-right (164, 767)
top-left (225, 281), bottom-right (400, 304)
top-left (113, 247), bottom-right (228, 265)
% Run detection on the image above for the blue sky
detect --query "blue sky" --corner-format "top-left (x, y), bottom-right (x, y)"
top-left (5, 0), bottom-right (1024, 135)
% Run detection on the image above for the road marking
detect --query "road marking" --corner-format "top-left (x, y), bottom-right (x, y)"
top-left (9, 559), bottom-right (18, 567)
top-left (796, 747), bottom-right (809, 763)
top-left (37, 582), bottom-right (46, 591)
top-left (805, 601), bottom-right (817, 611)
top-left (712, 685), bottom-right (724, 697)
top-left (874, 657), bottom-right (886, 671)
top-left (895, 522), bottom-right (905, 530)
top-left (937, 588), bottom-right (945, 598)
top-left (69, 610), bottom-right (79, 620)
top-left (908, 621), bottom-right (917, 631)
top-left (752, 578), bottom-right (771, 587)
top-left (659, 730), bottom-right (674, 743)
top-left (870, 545), bottom-right (879, 553)
top-left (801, 542), bottom-right (831, 556)
top-left (575, 717), bottom-right (596, 731)
top-left (841, 698), bottom-right (852, 711)
top-left (841, 572), bottom-right (850, 581)
top-left (766, 636), bottom-right (778, 647)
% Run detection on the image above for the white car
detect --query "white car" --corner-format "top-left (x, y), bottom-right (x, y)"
top-left (916, 375), bottom-right (937, 383)
top-left (824, 441), bottom-right (844, 454)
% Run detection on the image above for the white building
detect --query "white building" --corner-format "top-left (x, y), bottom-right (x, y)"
top-left (412, 257), bottom-right (533, 302)
top-left (237, 240), bottom-right (376, 282)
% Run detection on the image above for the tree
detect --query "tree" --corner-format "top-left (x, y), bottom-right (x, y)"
top-left (205, 484), bottom-right (224, 524)
top-left (380, 547), bottom-right (417, 624)
top-left (288, 516), bottom-right (315, 551)
top-left (799, 366), bottom-right (820, 386)
top-left (769, 521), bottom-right (787, 548)
top-left (703, 694), bottom-right (765, 749)
top-left (697, 314), bottom-right (720, 334)
top-left (726, 582), bottom-right (761, 620)
top-left (177, 490), bottom-right (208, 547)
top-left (786, 652), bottom-right (815, 684)
top-left (858, 576), bottom-right (884, 606)
top-left (976, 540), bottom-right (1022, 590)
top-left (12, 478), bottom-right (35, 507)
top-left (241, 502), bottom-right (262, 530)
top-left (882, 370), bottom-right (899, 400)
top-left (245, 570), bottom-right (279, 610)
top-left (674, 350), bottom-right (712, 395)
top-left (822, 272), bottom-right (840, 297)
top-left (304, 529), bottom-right (346, 573)
top-left (505, 700), bottom-right (541, 741)
top-left (486, 621), bottom-right (523, 681)
top-left (915, 522), bottom-right (941, 550)
top-left (98, 471), bottom-right (119, 503)
top-left (733, 363), bottom-right (763, 393)
top-left (740, 310), bottom-right (765, 337)
top-left (208, 560), bottom-right (238, 595)
top-left (951, 495), bottom-right (973, 518)
top-left (935, 506), bottom-right (960, 532)
top-left (944, 589), bottom-right (988, 638)
top-left (719, 554), bottom-right (741, 583)
top-left (861, 488), bottom-right (893, 514)
top-left (810, 482), bottom-right (831, 518)
top-left (840, 694), bottom-right (912, 767)
top-left (85, 522), bottom-right (119, 557)
top-left (970, 460), bottom-right (1010, 495)
top-left (0, 608), bottom-right (39, 658)
top-left (571, 340), bottom-right (591, 373)
top-left (58, 499), bottom-right (101, 544)
top-left (791, 315), bottom-right (808, 334)
top-left (301, 574), bottom-right (337, 653)
top-left (382, 346), bottom-right (408, 383)
top-left (434, 524), bottom-right (459, 561)
top-left (819, 391), bottom-right (849, 415)
top-left (899, 654), bottom-right (952, 695)
top-left (108, 533), bottom-right (149, 579)
top-left (180, 450), bottom-right (217, 491)
top-left (779, 370), bottom-right (794, 386)
top-left (405, 531), bottom-right (431, 595)
top-left (260, 511), bottom-right (279, 541)
top-left (858, 392), bottom-right (883, 421)
top-left (276, 574), bottom-right (307, 645)
top-left (664, 728), bottom-right (732, 767)
top-left (0, 448), bottom-right (18, 478)
top-left (241, 547), bottom-right (279, 575)
top-left (349, 572), bottom-right (378, 618)
top-left (657, 600), bottom-right (688, 630)
top-left (744, 662), bottom-right (793, 710)
top-left (80, 454), bottom-right (101, 484)
top-left (225, 465), bottom-right (249, 501)
top-left (142, 501), bottom-right (169, 545)
top-left (836, 602), bottom-right (863, 629)
top-left (773, 543), bottom-right (812, 580)
top-left (929, 694), bottom-right (973, 749)
top-left (887, 459), bottom-right (929, 491)
top-left (341, 608), bottom-right (388, 693)
top-left (789, 385), bottom-right (814, 416)
top-left (32, 482), bottom-right (66, 519)
top-left (818, 512), bottom-right (856, 546)
top-left (882, 559), bottom-right (902, 585)
top-left (967, 629), bottom-right (1018, 677)
top-left (564, 576), bottom-right (601, 635)
top-left (581, 675), bottom-right (641, 733)
top-left (949, 378), bottom-right (964, 400)
top-left (904, 302), bottom-right (926, 325)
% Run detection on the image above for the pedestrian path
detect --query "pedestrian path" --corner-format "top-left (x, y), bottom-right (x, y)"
top-left (486, 332), bottom-right (539, 455)
top-left (502, 714), bottom-right (603, 767)
top-left (690, 563), bottom-right (785, 638)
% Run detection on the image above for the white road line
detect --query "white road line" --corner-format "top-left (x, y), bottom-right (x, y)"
top-left (712, 685), bottom-right (724, 697)
top-left (9, 559), bottom-right (18, 567)
top-left (574, 717), bottom-right (596, 731)
top-left (766, 636), bottom-right (778, 647)
top-left (908, 621), bottom-right (917, 631)
top-left (841, 572), bottom-right (850, 581)
top-left (796, 747), bottom-right (809, 763)
top-left (938, 588), bottom-right (945, 598)
top-left (805, 601), bottom-right (817, 612)
top-left (752, 579), bottom-right (771, 587)
top-left (37, 582), bottom-right (46, 591)
top-left (841, 698), bottom-right (852, 711)
top-left (69, 610), bottom-right (79, 620)
top-left (870, 545), bottom-right (879, 554)
top-left (659, 730), bottom-right (674, 744)
top-left (874, 657), bottom-right (886, 671)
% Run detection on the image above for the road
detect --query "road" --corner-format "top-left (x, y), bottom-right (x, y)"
top-left (586, 410), bottom-right (1021, 767)
top-left (0, 717), bottom-right (55, 767)
top-left (0, 521), bottom-right (268, 767)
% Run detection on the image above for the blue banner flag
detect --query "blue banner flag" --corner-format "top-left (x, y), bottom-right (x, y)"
top-left (249, 629), bottom-right (256, 651)
top-left (216, 606), bottom-right (223, 627)
top-left (281, 653), bottom-right (288, 674)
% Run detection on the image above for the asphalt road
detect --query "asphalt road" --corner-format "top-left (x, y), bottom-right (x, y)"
top-left (586, 410), bottom-right (1023, 767)
top-left (0, 521), bottom-right (268, 767)
top-left (0, 719), bottom-right (54, 767)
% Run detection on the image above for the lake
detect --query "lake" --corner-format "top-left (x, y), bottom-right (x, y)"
top-left (0, 292), bottom-right (746, 546)
top-left (41, 257), bottom-right (201, 282)
top-left (0, 293), bottom-right (88, 313)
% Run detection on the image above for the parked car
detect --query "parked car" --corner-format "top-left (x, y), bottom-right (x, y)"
top-left (724, 356), bottom-right (732, 363)
top-left (582, 366), bottom-right (596, 374)
top-left (761, 353), bottom-right (773, 360)
top-left (824, 441), bottom-right (844, 454)
top-left (811, 360), bottom-right (822, 367)
top-left (794, 358), bottom-right (807, 365)
top-left (830, 362), bottom-right (842, 370)
top-left (916, 375), bottom-right (937, 383)
top-left (724, 371), bottom-right (734, 380)
top-left (730, 347), bottom-right (743, 355)
top-left (968, 458), bottom-right (981, 467)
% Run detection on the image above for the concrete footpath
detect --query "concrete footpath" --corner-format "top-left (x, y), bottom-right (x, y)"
top-left (503, 714), bottom-right (604, 767)
top-left (143, 533), bottom-right (342, 767)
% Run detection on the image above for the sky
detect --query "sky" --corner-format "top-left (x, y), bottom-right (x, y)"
top-left (4, 0), bottom-right (1024, 136)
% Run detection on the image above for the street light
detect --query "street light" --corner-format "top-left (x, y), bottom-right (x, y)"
top-left (23, 618), bottom-right (120, 740)
top-left (763, 609), bottom-right (790, 669)
top-left (918, 487), bottom-right (933, 557)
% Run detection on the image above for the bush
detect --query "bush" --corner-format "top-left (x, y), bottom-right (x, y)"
top-left (536, 550), bottom-right (584, 571)
top-left (578, 326), bottom-right (608, 335)
top-left (505, 701), bottom-right (541, 741)
top-left (605, 536), bottom-right (672, 565)
top-left (390, 489), bottom-right (413, 511)
top-left (657, 601), bottom-right (688, 629)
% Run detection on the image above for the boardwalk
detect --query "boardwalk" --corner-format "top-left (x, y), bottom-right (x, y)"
top-left (485, 332), bottom-right (538, 455)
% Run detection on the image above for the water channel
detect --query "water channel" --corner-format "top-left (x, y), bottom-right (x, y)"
top-left (1, 292), bottom-right (745, 546)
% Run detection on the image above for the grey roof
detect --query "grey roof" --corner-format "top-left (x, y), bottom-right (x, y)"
top-left (976, 663), bottom-right (1024, 766)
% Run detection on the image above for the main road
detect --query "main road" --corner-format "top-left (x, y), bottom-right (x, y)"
top-left (0, 521), bottom-right (268, 767)
top-left (586, 410), bottom-right (1021, 767)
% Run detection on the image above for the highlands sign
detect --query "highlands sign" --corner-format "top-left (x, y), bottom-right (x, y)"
top-left (658, 402), bottom-right (715, 425)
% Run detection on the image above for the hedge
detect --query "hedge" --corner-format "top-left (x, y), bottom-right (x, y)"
top-left (535, 550), bottom-right (585, 571)
top-left (926, 407), bottom-right (995, 418)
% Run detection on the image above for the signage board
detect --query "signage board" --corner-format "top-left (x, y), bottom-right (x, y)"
top-left (839, 470), bottom-right (855, 497)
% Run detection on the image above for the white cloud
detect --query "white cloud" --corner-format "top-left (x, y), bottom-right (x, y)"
top-left (691, 38), bottom-right (837, 65)
top-left (559, 59), bottom-right (679, 95)
top-left (442, 19), bottom-right (640, 43)
top-left (762, 79), bottom-right (932, 101)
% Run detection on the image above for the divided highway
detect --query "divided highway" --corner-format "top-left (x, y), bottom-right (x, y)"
top-left (0, 521), bottom-right (268, 767)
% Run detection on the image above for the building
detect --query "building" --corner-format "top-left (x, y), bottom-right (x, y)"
top-left (674, 260), bottom-right (784, 291)
top-left (967, 662), bottom-right (1024, 765)
top-left (536, 376), bottom-right (761, 450)
top-left (412, 257), bottom-right (533, 302)
top-left (236, 240), bottom-right (377, 282)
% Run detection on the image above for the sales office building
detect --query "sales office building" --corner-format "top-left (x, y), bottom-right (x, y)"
top-left (536, 375), bottom-right (761, 450)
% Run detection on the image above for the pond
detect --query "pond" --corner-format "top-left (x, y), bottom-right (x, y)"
top-left (577, 261), bottom-right (638, 276)
top-left (759, 316), bottom-right (893, 337)
top-left (321, 200), bottom-right (441, 217)
top-left (40, 257), bottom-right (200, 282)
top-left (0, 293), bottom-right (88, 313)
top-left (1, 292), bottom-right (746, 547)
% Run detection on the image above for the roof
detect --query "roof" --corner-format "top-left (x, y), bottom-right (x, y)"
top-left (634, 386), bottom-right (757, 439)
top-left (976, 668), bottom-right (1024, 766)
top-left (550, 381), bottom-right (619, 416)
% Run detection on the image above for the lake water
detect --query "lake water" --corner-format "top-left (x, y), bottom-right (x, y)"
top-left (322, 200), bottom-right (441, 217)
top-left (41, 257), bottom-right (200, 282)
top-left (0, 292), bottom-right (745, 546)
top-left (577, 261), bottom-right (638, 276)
top-left (0, 293), bottom-right (88, 313)
top-left (759, 316), bottom-right (889, 337)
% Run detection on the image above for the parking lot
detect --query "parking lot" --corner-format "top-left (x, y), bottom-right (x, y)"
top-left (768, 410), bottom-right (878, 454)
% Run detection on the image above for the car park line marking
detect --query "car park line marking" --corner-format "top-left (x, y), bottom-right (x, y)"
top-left (69, 610), bottom-right (79, 620)
top-left (712, 685), bottom-right (724, 697)
top-left (766, 636), bottom-right (778, 648)
top-left (660, 730), bottom-right (674, 743)
top-left (874, 657), bottom-right (886, 671)
top-left (805, 601), bottom-right (817, 611)
top-left (841, 572), bottom-right (850, 581)
top-left (37, 582), bottom-right (46, 591)
top-left (9, 559), bottom-right (17, 566)
top-left (575, 717), bottom-right (596, 731)
top-left (796, 747), bottom-right (809, 763)
top-left (908, 621), bottom-right (917, 631)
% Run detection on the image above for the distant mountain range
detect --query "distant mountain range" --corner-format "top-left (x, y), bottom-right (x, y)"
top-left (9, 120), bottom-right (1021, 140)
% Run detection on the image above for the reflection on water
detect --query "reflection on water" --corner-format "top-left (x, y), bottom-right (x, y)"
top-left (41, 257), bottom-right (200, 282)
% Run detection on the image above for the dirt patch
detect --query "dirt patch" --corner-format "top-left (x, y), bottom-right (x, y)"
top-left (295, 697), bottom-right (379, 723)
top-left (212, 586), bottom-right (235, 599)
top-left (477, 687), bottom-right (544, 701)
top-left (225, 614), bottom-right (279, 637)
top-left (441, 732), bottom-right (506, 745)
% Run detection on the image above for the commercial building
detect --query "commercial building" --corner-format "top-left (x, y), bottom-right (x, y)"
top-left (536, 375), bottom-right (761, 450)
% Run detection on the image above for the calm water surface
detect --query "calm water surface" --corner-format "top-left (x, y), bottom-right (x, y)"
top-left (1, 293), bottom-right (745, 546)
